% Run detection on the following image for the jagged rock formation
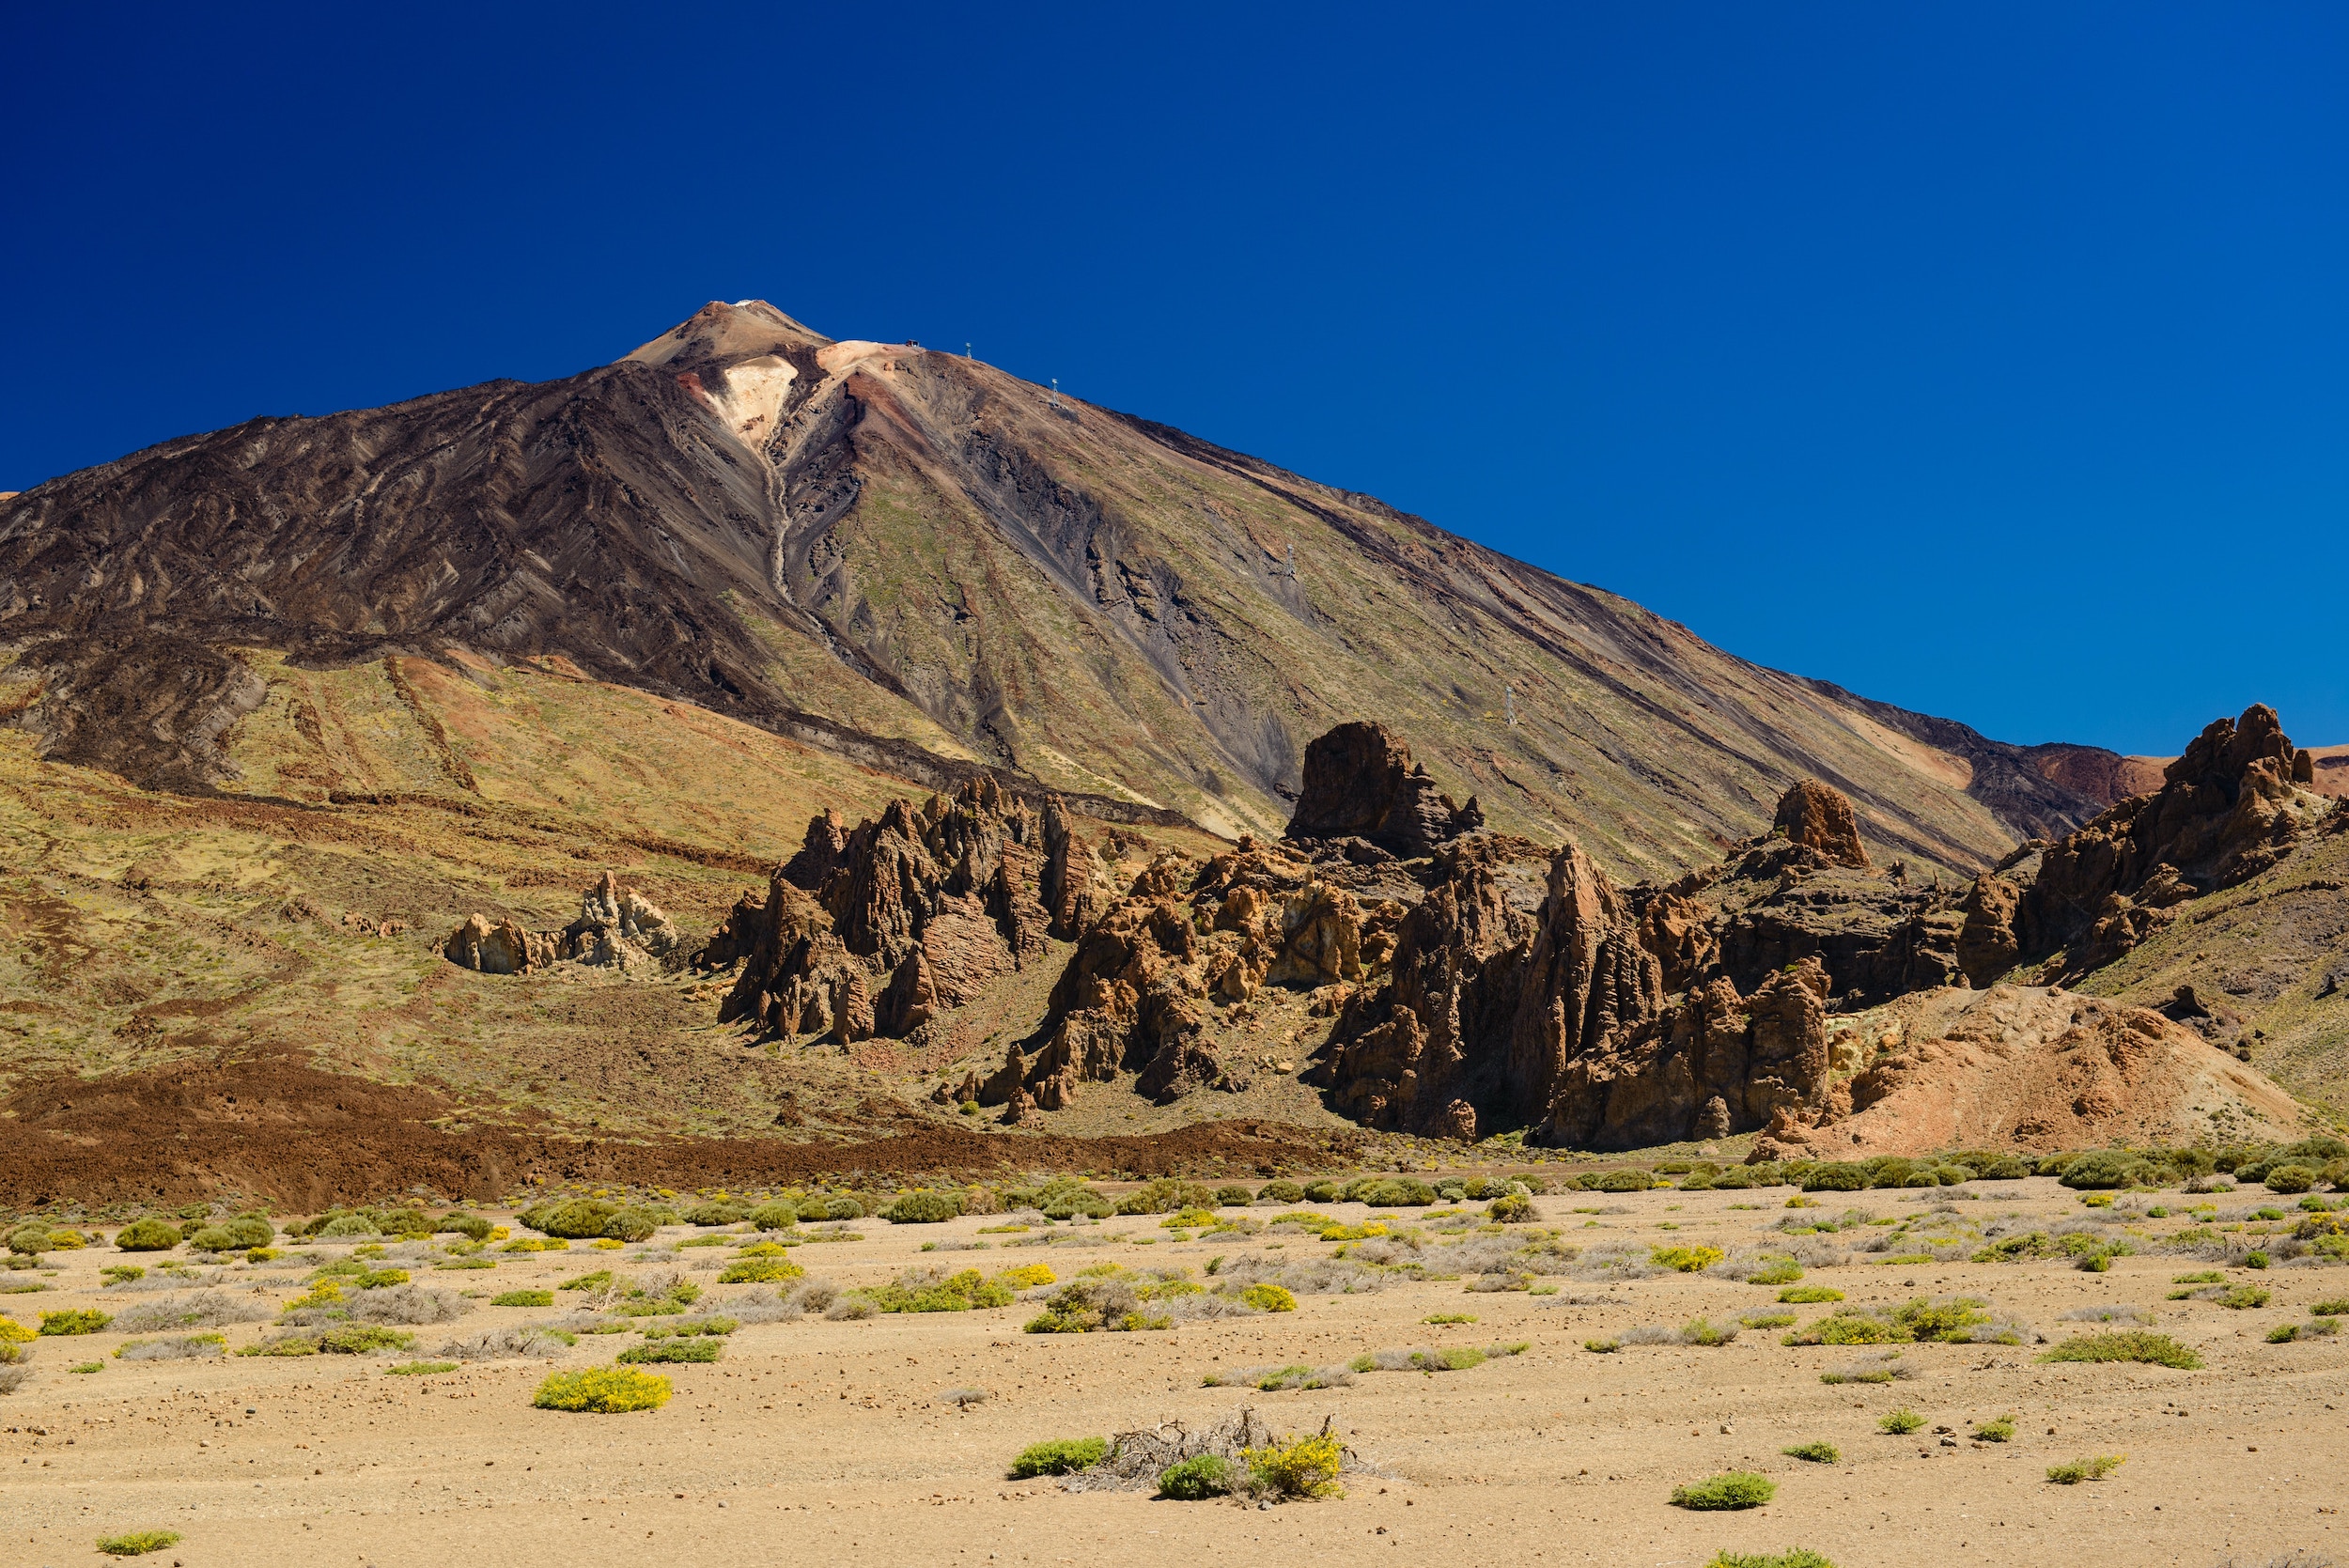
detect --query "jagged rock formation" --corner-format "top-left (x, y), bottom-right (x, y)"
top-left (1309, 837), bottom-right (1846, 1150)
top-left (708, 879), bottom-right (873, 1044)
top-left (443, 872), bottom-right (683, 976)
top-left (1687, 833), bottom-right (1966, 1006)
top-left (1283, 722), bottom-right (1485, 858)
top-left (1953, 705), bottom-right (2328, 985)
top-left (719, 776), bottom-right (1071, 1043)
top-left (959, 835), bottom-right (1406, 1113)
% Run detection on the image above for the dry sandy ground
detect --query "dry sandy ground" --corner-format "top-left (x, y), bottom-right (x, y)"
top-left (5, 1177), bottom-right (2346, 1568)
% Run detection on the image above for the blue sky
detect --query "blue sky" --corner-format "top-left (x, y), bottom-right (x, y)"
top-left (5, 3), bottom-right (2342, 753)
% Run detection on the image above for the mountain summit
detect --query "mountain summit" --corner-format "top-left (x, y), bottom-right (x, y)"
top-left (0, 301), bottom-right (2113, 873)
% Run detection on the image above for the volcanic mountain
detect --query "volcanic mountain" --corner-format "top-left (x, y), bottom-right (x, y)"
top-left (0, 300), bottom-right (2119, 878)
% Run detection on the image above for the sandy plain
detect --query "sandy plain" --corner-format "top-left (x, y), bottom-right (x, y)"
top-left (4, 1176), bottom-right (2345, 1568)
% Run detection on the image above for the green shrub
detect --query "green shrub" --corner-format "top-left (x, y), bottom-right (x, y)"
top-left (1583, 1337), bottom-right (1620, 1353)
top-left (386, 1360), bottom-right (459, 1375)
top-left (1245, 1432), bottom-right (1346, 1498)
top-left (96, 1529), bottom-right (182, 1557)
top-left (217, 1214), bottom-right (273, 1248)
top-left (1653, 1245), bottom-right (1724, 1273)
top-left (2266, 1165), bottom-right (2318, 1194)
top-left (2060, 1151), bottom-right (2154, 1189)
top-left (1876, 1408), bottom-right (1924, 1435)
top-left (603, 1207), bottom-right (662, 1243)
top-left (1487, 1193), bottom-right (1534, 1223)
top-left (1748, 1259), bottom-right (1803, 1285)
top-left (718, 1256), bottom-right (806, 1285)
top-left (681, 1202), bottom-right (743, 1227)
top-left (1972, 1415), bottom-right (2016, 1442)
top-left (1255, 1181), bottom-right (1305, 1205)
top-left (1742, 1311), bottom-right (1797, 1329)
top-left (2265, 1322), bottom-right (2301, 1343)
top-left (317, 1327), bottom-right (414, 1355)
top-left (438, 1212), bottom-right (493, 1242)
top-left (2046, 1454), bottom-right (2125, 1484)
top-left (1800, 1163), bottom-right (1870, 1192)
top-left (533, 1366), bottom-right (672, 1412)
top-left (491, 1290), bottom-right (554, 1308)
top-left (1209, 1185), bottom-right (1252, 1207)
top-left (529, 1200), bottom-right (619, 1238)
top-left (185, 1227), bottom-right (238, 1251)
top-left (618, 1339), bottom-right (719, 1364)
top-left (2311, 1298), bottom-right (2349, 1316)
top-left (1670, 1471), bottom-right (1776, 1510)
top-left (1705, 1553), bottom-right (1834, 1568)
top-left (5, 1223), bottom-right (49, 1256)
top-left (1779, 1285), bottom-right (1843, 1304)
top-left (1158, 1452), bottom-right (1237, 1499)
top-left (1008, 1436), bottom-right (1108, 1478)
top-left (1782, 1440), bottom-right (1840, 1464)
top-left (1594, 1169), bottom-right (1655, 1193)
top-left (1302, 1180), bottom-right (1343, 1203)
top-left (747, 1200), bottom-right (801, 1230)
top-left (2217, 1285), bottom-right (2270, 1310)
top-left (111, 1219), bottom-right (180, 1252)
top-left (39, 1309), bottom-right (111, 1336)
top-left (1357, 1177), bottom-right (1438, 1207)
top-left (885, 1190), bottom-right (964, 1224)
top-left (1969, 1155), bottom-right (2031, 1180)
top-left (1238, 1283), bottom-right (1297, 1312)
top-left (2038, 1332), bottom-right (2202, 1369)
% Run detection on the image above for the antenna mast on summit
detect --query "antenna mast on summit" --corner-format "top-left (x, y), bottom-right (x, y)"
top-left (966, 342), bottom-right (972, 359)
top-left (1050, 378), bottom-right (1060, 410)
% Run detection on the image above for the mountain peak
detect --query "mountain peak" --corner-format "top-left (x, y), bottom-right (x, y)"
top-left (622, 299), bottom-right (832, 371)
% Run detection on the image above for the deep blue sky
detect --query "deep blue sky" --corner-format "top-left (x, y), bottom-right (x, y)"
top-left (5, 4), bottom-right (2343, 753)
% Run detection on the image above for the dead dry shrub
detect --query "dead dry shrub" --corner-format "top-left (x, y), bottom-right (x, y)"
top-left (110, 1292), bottom-right (266, 1334)
top-left (436, 1326), bottom-right (569, 1360)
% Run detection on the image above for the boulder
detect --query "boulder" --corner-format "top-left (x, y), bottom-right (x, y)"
top-left (443, 914), bottom-right (557, 975)
top-left (1771, 780), bottom-right (1870, 868)
top-left (1284, 721), bottom-right (1481, 857)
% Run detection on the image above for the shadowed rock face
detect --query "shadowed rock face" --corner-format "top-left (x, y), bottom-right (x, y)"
top-left (1283, 721), bottom-right (1484, 858)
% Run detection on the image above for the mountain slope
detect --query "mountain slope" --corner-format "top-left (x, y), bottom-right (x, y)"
top-left (0, 301), bottom-right (2100, 877)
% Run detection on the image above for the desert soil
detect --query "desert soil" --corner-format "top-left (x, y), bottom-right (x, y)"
top-left (6, 1176), bottom-right (2345, 1568)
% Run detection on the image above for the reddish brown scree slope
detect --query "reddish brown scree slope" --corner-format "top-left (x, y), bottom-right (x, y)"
top-left (0, 1050), bottom-right (1362, 1209)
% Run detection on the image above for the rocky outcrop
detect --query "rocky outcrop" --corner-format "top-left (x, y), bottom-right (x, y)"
top-left (1772, 779), bottom-right (1870, 868)
top-left (1311, 839), bottom-right (1843, 1149)
top-left (1284, 722), bottom-right (1483, 858)
top-left (443, 873), bottom-right (683, 976)
top-left (1695, 784), bottom-right (1966, 1005)
top-left (443, 915), bottom-right (559, 975)
top-left (712, 877), bottom-right (873, 1044)
top-left (974, 834), bottom-right (1404, 1112)
top-left (731, 777), bottom-right (1085, 1041)
top-left (1953, 705), bottom-right (2324, 984)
